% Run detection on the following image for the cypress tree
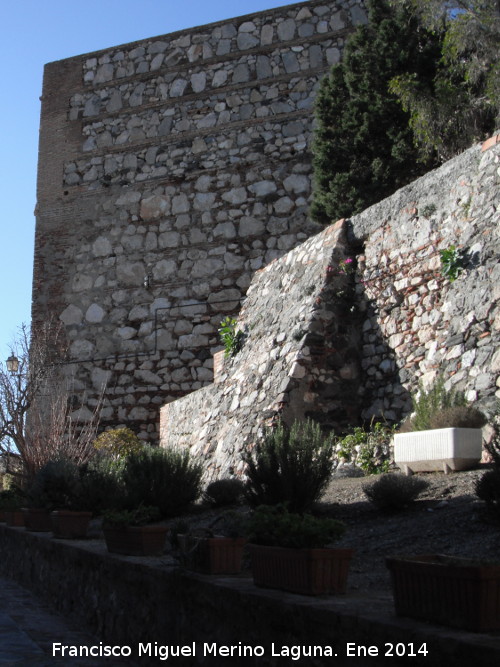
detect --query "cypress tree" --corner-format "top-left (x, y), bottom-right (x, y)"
top-left (311, 0), bottom-right (441, 224)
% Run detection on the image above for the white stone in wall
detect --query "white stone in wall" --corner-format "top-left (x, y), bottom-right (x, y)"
top-left (60, 304), bottom-right (83, 326)
top-left (86, 304), bottom-right (106, 323)
top-left (140, 195), bottom-right (169, 220)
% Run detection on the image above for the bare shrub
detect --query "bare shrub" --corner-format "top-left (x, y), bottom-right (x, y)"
top-left (0, 322), bottom-right (104, 484)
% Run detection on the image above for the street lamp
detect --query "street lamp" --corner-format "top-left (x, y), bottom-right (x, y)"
top-left (6, 355), bottom-right (19, 374)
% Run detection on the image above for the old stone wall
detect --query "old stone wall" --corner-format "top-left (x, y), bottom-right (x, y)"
top-left (2, 526), bottom-right (499, 667)
top-left (351, 136), bottom-right (500, 423)
top-left (161, 219), bottom-right (364, 478)
top-left (160, 138), bottom-right (499, 478)
top-left (33, 0), bottom-right (367, 440)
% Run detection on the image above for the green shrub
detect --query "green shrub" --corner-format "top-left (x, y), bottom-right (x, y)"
top-left (0, 489), bottom-right (25, 510)
top-left (245, 505), bottom-right (345, 549)
top-left (475, 470), bottom-right (500, 518)
top-left (334, 422), bottom-right (393, 474)
top-left (93, 427), bottom-right (144, 459)
top-left (218, 316), bottom-right (244, 358)
top-left (121, 446), bottom-right (202, 517)
top-left (203, 478), bottom-right (245, 507)
top-left (27, 458), bottom-right (83, 511)
top-left (401, 377), bottom-right (468, 432)
top-left (429, 405), bottom-right (487, 430)
top-left (439, 245), bottom-right (466, 282)
top-left (475, 406), bottom-right (500, 518)
top-left (363, 473), bottom-right (429, 512)
top-left (103, 504), bottom-right (161, 528)
top-left (79, 457), bottom-right (126, 514)
top-left (243, 419), bottom-right (335, 513)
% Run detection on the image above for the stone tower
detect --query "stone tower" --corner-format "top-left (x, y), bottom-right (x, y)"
top-left (32, 0), bottom-right (367, 441)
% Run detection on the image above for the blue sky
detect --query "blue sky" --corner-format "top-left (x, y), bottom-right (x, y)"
top-left (0, 0), bottom-right (293, 362)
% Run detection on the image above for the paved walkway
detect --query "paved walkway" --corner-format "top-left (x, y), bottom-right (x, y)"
top-left (0, 576), bottom-right (135, 666)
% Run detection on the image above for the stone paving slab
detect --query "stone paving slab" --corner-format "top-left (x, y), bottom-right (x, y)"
top-left (0, 576), bottom-right (136, 666)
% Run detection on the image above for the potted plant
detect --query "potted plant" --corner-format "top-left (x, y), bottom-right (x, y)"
top-left (28, 459), bottom-right (93, 538)
top-left (386, 554), bottom-right (500, 632)
top-left (175, 511), bottom-right (247, 574)
top-left (102, 505), bottom-right (167, 556)
top-left (394, 378), bottom-right (487, 474)
top-left (24, 475), bottom-right (56, 532)
top-left (0, 489), bottom-right (25, 527)
top-left (245, 505), bottom-right (351, 596)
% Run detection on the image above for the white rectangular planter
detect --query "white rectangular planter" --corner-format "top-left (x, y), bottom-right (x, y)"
top-left (394, 428), bottom-right (483, 475)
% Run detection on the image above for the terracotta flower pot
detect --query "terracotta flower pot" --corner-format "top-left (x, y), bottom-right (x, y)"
top-left (22, 508), bottom-right (52, 532)
top-left (51, 510), bottom-right (92, 539)
top-left (178, 535), bottom-right (246, 574)
top-left (386, 554), bottom-right (500, 631)
top-left (103, 524), bottom-right (167, 556)
top-left (4, 510), bottom-right (25, 527)
top-left (248, 544), bottom-right (353, 596)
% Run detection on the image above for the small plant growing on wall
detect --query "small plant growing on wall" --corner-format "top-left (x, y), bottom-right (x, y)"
top-left (338, 257), bottom-right (355, 275)
top-left (439, 245), bottom-right (466, 282)
top-left (218, 317), bottom-right (244, 358)
top-left (334, 422), bottom-right (393, 475)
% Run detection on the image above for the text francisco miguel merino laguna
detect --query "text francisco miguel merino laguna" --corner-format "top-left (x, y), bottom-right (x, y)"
top-left (53, 641), bottom-right (413, 661)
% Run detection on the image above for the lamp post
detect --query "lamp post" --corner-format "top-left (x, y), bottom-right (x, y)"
top-left (6, 355), bottom-right (19, 375)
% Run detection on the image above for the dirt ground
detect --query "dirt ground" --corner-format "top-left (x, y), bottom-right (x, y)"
top-left (174, 464), bottom-right (500, 596)
top-left (319, 466), bottom-right (500, 592)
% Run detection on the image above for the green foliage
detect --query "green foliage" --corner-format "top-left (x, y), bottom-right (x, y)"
top-left (245, 504), bottom-right (345, 549)
top-left (476, 403), bottom-right (500, 518)
top-left (78, 457), bottom-right (125, 514)
top-left (93, 428), bottom-right (144, 459)
top-left (243, 419), bottom-right (335, 513)
top-left (402, 377), bottom-right (468, 432)
top-left (311, 0), bottom-right (440, 224)
top-left (475, 470), bottom-right (500, 517)
top-left (218, 317), bottom-right (244, 359)
top-left (103, 504), bottom-right (161, 528)
top-left (335, 422), bottom-right (393, 474)
top-left (363, 473), bottom-right (430, 511)
top-left (389, 0), bottom-right (499, 160)
top-left (27, 458), bottom-right (83, 511)
top-left (203, 478), bottom-right (245, 507)
top-left (439, 245), bottom-right (466, 282)
top-left (429, 405), bottom-right (487, 429)
top-left (29, 457), bottom-right (120, 514)
top-left (0, 488), bottom-right (25, 510)
top-left (121, 446), bottom-right (203, 517)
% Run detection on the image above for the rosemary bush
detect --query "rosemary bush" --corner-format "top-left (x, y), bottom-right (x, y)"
top-left (245, 504), bottom-right (345, 548)
top-left (121, 446), bottom-right (202, 517)
top-left (401, 377), bottom-right (468, 432)
top-left (243, 419), bottom-right (335, 513)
